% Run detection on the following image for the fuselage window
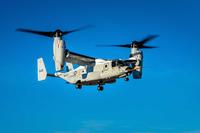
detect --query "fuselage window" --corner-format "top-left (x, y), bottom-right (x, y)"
top-left (87, 67), bottom-right (94, 72)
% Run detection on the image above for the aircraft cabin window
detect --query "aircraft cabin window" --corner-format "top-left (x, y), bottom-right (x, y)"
top-left (87, 67), bottom-right (93, 72)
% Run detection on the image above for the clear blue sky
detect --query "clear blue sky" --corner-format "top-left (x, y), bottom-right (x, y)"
top-left (0, 0), bottom-right (200, 133)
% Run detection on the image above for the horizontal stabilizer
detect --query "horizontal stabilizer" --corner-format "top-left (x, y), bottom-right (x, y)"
top-left (47, 73), bottom-right (56, 77)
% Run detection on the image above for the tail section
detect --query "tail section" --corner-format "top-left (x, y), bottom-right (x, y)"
top-left (37, 58), bottom-right (47, 81)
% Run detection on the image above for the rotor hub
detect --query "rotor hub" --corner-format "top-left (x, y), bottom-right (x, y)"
top-left (54, 29), bottom-right (63, 37)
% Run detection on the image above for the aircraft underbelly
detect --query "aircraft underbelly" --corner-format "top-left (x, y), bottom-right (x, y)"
top-left (80, 68), bottom-right (124, 85)
top-left (81, 78), bottom-right (116, 85)
top-left (82, 72), bottom-right (100, 81)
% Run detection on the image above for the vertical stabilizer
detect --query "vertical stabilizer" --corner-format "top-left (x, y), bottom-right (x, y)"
top-left (37, 58), bottom-right (47, 81)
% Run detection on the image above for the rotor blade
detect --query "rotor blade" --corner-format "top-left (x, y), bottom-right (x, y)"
top-left (138, 35), bottom-right (159, 45)
top-left (97, 34), bottom-right (158, 49)
top-left (16, 28), bottom-right (54, 37)
top-left (96, 44), bottom-right (131, 48)
top-left (62, 25), bottom-right (94, 35)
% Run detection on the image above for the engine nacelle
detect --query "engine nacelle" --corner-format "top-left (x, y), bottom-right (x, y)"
top-left (53, 38), bottom-right (65, 71)
top-left (129, 49), bottom-right (143, 79)
top-left (132, 66), bottom-right (142, 79)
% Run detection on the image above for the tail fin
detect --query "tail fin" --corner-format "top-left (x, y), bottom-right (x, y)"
top-left (37, 58), bottom-right (47, 81)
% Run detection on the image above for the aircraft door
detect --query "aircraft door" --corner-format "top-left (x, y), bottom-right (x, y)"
top-left (101, 62), bottom-right (111, 78)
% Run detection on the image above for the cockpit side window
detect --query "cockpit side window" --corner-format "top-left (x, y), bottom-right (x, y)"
top-left (87, 66), bottom-right (94, 72)
top-left (117, 61), bottom-right (123, 66)
top-left (112, 61), bottom-right (117, 67)
top-left (117, 60), bottom-right (126, 66)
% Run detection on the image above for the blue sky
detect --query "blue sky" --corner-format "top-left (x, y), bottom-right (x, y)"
top-left (0, 0), bottom-right (200, 133)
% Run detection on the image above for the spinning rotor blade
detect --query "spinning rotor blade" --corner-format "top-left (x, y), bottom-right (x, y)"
top-left (16, 25), bottom-right (94, 38)
top-left (97, 35), bottom-right (158, 49)
top-left (133, 35), bottom-right (159, 49)
top-left (137, 35), bottom-right (159, 45)
top-left (16, 29), bottom-right (54, 37)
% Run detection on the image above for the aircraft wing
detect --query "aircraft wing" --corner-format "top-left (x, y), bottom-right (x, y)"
top-left (65, 50), bottom-right (96, 66)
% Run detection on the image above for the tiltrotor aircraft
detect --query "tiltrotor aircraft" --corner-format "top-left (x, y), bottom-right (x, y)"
top-left (17, 26), bottom-right (158, 91)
